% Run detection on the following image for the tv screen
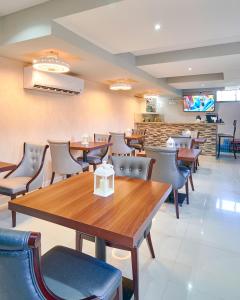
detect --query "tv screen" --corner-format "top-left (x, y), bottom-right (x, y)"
top-left (183, 95), bottom-right (215, 112)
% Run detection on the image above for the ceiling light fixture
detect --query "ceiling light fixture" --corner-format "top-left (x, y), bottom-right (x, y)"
top-left (188, 67), bottom-right (192, 71)
top-left (154, 23), bottom-right (161, 31)
top-left (33, 52), bottom-right (70, 73)
top-left (109, 82), bottom-right (132, 91)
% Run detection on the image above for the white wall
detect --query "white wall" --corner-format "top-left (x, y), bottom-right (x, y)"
top-left (0, 56), bottom-right (141, 180)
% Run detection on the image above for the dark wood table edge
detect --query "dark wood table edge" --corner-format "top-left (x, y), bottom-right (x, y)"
top-left (0, 163), bottom-right (16, 173)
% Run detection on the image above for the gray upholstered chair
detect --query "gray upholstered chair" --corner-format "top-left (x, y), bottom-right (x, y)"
top-left (76, 156), bottom-right (155, 300)
top-left (79, 134), bottom-right (111, 171)
top-left (171, 136), bottom-right (195, 191)
top-left (129, 129), bottom-right (146, 152)
top-left (145, 147), bottom-right (190, 219)
top-left (0, 143), bottom-right (48, 227)
top-left (48, 140), bottom-right (89, 184)
top-left (0, 228), bottom-right (122, 300)
top-left (109, 132), bottom-right (135, 156)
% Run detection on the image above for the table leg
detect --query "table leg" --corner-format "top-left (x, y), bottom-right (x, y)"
top-left (95, 237), bottom-right (106, 261)
top-left (82, 150), bottom-right (88, 162)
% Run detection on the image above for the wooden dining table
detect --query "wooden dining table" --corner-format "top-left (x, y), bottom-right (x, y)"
top-left (70, 141), bottom-right (112, 162)
top-left (0, 161), bottom-right (16, 173)
top-left (9, 172), bottom-right (171, 300)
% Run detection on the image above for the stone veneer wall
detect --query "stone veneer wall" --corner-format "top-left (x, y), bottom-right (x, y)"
top-left (136, 122), bottom-right (218, 156)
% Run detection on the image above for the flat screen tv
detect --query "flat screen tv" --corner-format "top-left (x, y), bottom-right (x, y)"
top-left (183, 95), bottom-right (215, 112)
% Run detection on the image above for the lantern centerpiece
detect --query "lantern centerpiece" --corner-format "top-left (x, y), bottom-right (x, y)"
top-left (94, 161), bottom-right (115, 197)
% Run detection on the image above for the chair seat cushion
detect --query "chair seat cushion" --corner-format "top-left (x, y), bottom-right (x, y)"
top-left (87, 155), bottom-right (102, 165)
top-left (42, 246), bottom-right (121, 300)
top-left (0, 177), bottom-right (31, 194)
top-left (131, 143), bottom-right (143, 150)
top-left (178, 166), bottom-right (190, 179)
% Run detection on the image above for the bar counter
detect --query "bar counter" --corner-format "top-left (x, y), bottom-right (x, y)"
top-left (136, 122), bottom-right (219, 156)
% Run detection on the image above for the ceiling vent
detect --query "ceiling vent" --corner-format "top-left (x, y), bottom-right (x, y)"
top-left (24, 66), bottom-right (84, 95)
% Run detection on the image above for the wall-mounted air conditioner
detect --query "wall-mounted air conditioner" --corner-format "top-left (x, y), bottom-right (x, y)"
top-left (23, 66), bottom-right (84, 95)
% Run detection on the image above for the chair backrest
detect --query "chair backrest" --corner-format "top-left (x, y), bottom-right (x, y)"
top-left (171, 136), bottom-right (192, 149)
top-left (111, 156), bottom-right (155, 180)
top-left (145, 146), bottom-right (186, 190)
top-left (92, 134), bottom-right (111, 158)
top-left (6, 143), bottom-right (48, 180)
top-left (48, 140), bottom-right (82, 175)
top-left (0, 228), bottom-right (59, 300)
top-left (132, 129), bottom-right (146, 136)
top-left (109, 132), bottom-right (133, 155)
top-left (233, 120), bottom-right (237, 138)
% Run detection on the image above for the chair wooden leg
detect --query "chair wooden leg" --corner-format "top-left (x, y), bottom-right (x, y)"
top-left (10, 195), bottom-right (16, 227)
top-left (131, 247), bottom-right (139, 300)
top-left (50, 172), bottom-right (55, 184)
top-left (173, 189), bottom-right (179, 219)
top-left (185, 179), bottom-right (189, 205)
top-left (233, 141), bottom-right (237, 159)
top-left (76, 231), bottom-right (83, 252)
top-left (146, 232), bottom-right (155, 258)
top-left (189, 173), bottom-right (195, 191)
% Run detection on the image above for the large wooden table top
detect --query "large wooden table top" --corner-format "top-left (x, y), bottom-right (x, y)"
top-left (0, 161), bottom-right (16, 173)
top-left (138, 148), bottom-right (202, 163)
top-left (9, 173), bottom-right (171, 248)
top-left (70, 141), bottom-right (112, 151)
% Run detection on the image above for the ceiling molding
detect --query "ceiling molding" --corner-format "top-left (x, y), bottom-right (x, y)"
top-left (0, 0), bottom-right (123, 45)
top-left (52, 22), bottom-right (181, 96)
top-left (167, 73), bottom-right (224, 84)
top-left (136, 42), bottom-right (240, 66)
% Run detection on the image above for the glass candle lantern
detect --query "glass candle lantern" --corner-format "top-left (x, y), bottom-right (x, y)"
top-left (81, 134), bottom-right (89, 145)
top-left (94, 162), bottom-right (115, 197)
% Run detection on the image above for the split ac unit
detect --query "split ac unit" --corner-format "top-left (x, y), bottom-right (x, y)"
top-left (24, 66), bottom-right (84, 95)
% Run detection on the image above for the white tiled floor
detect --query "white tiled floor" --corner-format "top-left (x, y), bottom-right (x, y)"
top-left (0, 155), bottom-right (240, 300)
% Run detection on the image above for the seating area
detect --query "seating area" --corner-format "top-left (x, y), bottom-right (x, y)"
top-left (0, 1), bottom-right (240, 300)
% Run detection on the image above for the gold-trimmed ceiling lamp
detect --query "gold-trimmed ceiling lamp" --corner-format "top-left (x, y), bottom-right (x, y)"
top-left (108, 78), bottom-right (137, 91)
top-left (33, 52), bottom-right (70, 73)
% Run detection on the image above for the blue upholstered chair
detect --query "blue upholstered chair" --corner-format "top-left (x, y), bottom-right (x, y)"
top-left (0, 228), bottom-right (122, 300)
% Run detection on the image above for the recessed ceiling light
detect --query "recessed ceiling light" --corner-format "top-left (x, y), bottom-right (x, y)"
top-left (188, 67), bottom-right (192, 71)
top-left (154, 24), bottom-right (161, 31)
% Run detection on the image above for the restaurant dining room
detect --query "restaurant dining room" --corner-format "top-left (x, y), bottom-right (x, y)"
top-left (0, 1), bottom-right (240, 300)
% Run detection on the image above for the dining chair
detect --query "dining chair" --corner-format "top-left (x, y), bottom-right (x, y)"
top-left (78, 134), bottom-right (111, 171)
top-left (48, 140), bottom-right (89, 184)
top-left (0, 228), bottom-right (122, 300)
top-left (0, 143), bottom-right (48, 227)
top-left (145, 146), bottom-right (190, 219)
top-left (76, 156), bottom-right (155, 300)
top-left (171, 136), bottom-right (195, 191)
top-left (129, 129), bottom-right (147, 152)
top-left (109, 132), bottom-right (135, 156)
top-left (217, 120), bottom-right (237, 159)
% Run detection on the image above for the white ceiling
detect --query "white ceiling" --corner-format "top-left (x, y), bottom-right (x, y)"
top-left (139, 54), bottom-right (240, 78)
top-left (56, 0), bottom-right (240, 55)
top-left (0, 0), bottom-right (48, 16)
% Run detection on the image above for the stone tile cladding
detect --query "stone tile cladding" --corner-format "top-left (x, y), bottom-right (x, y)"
top-left (136, 122), bottom-right (217, 156)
